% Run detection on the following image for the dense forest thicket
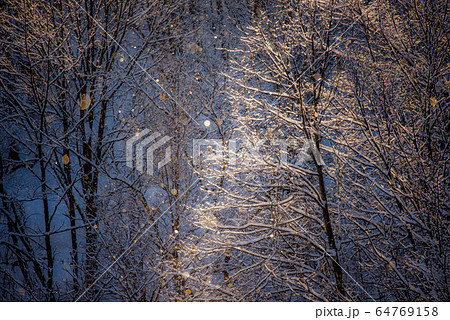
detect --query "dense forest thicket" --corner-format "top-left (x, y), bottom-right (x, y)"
top-left (0, 0), bottom-right (448, 301)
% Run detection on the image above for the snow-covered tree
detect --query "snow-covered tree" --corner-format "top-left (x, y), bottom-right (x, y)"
top-left (188, 0), bottom-right (351, 301)
top-left (0, 0), bottom-right (182, 301)
top-left (329, 0), bottom-right (449, 300)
